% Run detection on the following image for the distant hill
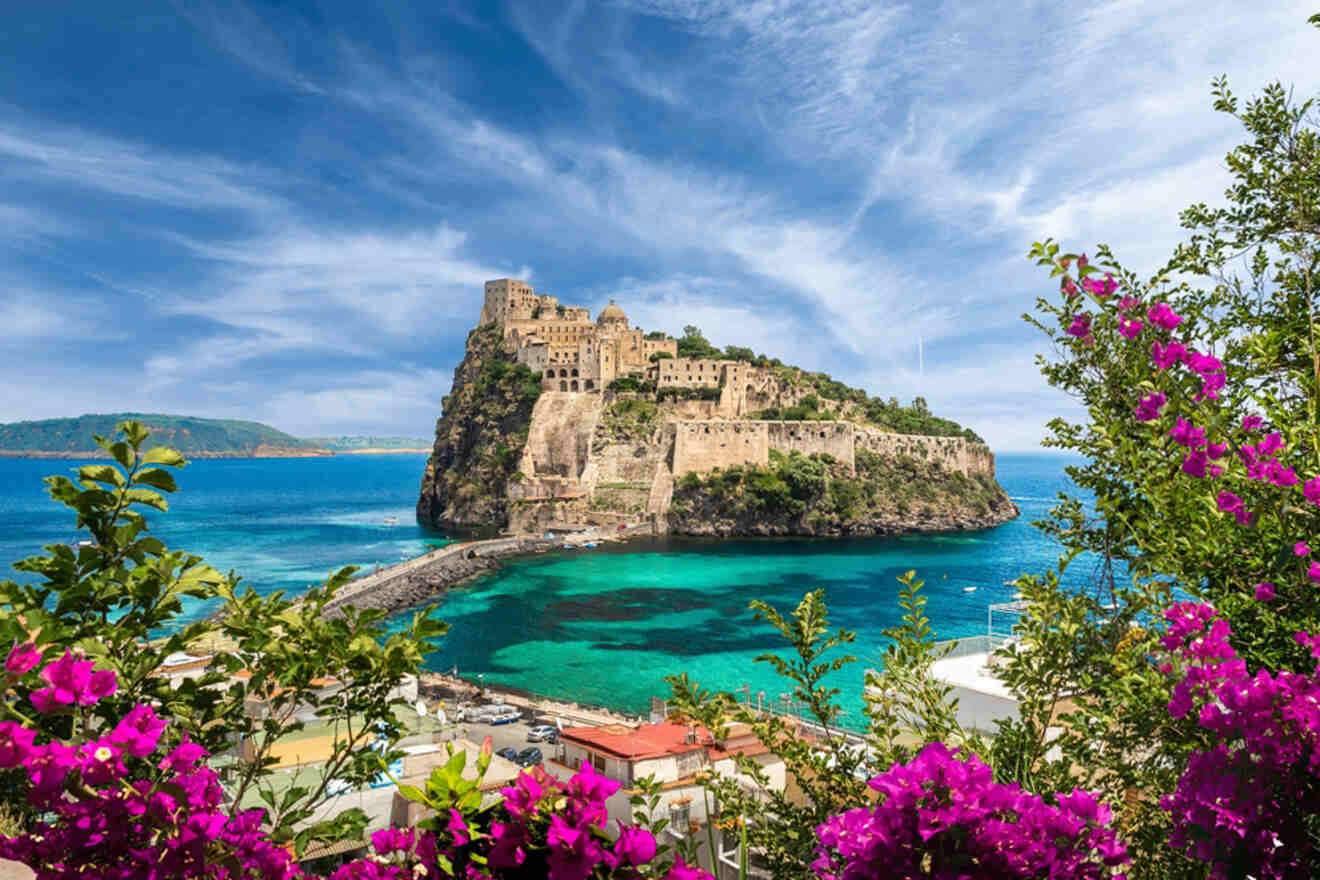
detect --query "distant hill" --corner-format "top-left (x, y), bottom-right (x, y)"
top-left (302, 436), bottom-right (431, 452)
top-left (0, 414), bottom-right (327, 458)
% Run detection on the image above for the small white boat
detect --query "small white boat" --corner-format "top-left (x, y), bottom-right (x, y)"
top-left (383, 516), bottom-right (399, 525)
top-left (963, 587), bottom-right (977, 593)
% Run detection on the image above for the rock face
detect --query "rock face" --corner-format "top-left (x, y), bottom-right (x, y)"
top-left (667, 448), bottom-right (1018, 537)
top-left (416, 324), bottom-right (543, 532)
top-left (419, 368), bottom-right (1018, 538)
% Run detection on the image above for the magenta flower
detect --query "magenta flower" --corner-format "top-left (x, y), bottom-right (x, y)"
top-left (159, 737), bottom-right (207, 774)
top-left (611, 826), bottom-right (657, 867)
top-left (1118, 295), bottom-right (1141, 312)
top-left (0, 722), bottom-right (36, 769)
top-left (1169, 418), bottom-right (1206, 449)
top-left (1297, 542), bottom-right (1312, 557)
top-left (1078, 252), bottom-right (1088, 269)
top-left (1310, 562), bottom-right (1320, 585)
top-left (1306, 477), bottom-right (1320, 507)
top-left (5, 641), bottom-right (42, 679)
top-left (1257, 432), bottom-right (1285, 458)
top-left (1181, 451), bottom-right (1209, 478)
top-left (1134, 392), bottom-right (1166, 422)
top-left (663, 858), bottom-right (713, 880)
top-left (1118, 316), bottom-right (1143, 339)
top-left (1147, 302), bottom-right (1184, 330)
top-left (1216, 491), bottom-right (1249, 524)
top-left (110, 704), bottom-right (167, 758)
top-left (1066, 313), bottom-right (1091, 337)
top-left (1206, 442), bottom-right (1227, 460)
top-left (370, 826), bottom-right (414, 856)
top-left (30, 651), bottom-right (117, 713)
top-left (1242, 414), bottom-right (1263, 432)
top-left (1081, 273), bottom-right (1117, 298)
top-left (1152, 339), bottom-right (1187, 371)
top-left (1061, 278), bottom-right (1078, 298)
top-left (1254, 582), bottom-right (1275, 602)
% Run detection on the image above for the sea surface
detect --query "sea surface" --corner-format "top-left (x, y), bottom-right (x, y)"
top-left (0, 451), bottom-right (1090, 726)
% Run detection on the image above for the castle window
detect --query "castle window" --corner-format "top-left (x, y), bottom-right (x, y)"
top-left (571, 368), bottom-right (579, 377)
top-left (546, 370), bottom-right (554, 378)
top-left (570, 380), bottom-right (579, 391)
top-left (559, 369), bottom-right (568, 377)
top-left (585, 380), bottom-right (594, 390)
top-left (560, 381), bottom-right (568, 391)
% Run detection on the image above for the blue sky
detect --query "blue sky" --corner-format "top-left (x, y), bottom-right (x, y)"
top-left (2, 1), bottom-right (1316, 449)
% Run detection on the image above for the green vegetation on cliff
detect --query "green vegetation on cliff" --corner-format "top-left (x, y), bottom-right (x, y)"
top-left (416, 323), bottom-right (543, 532)
top-left (670, 448), bottom-right (1010, 536)
top-left (0, 414), bottom-right (319, 456)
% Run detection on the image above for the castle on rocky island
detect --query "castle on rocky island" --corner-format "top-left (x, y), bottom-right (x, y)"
top-left (445, 278), bottom-right (1012, 537)
top-left (483, 277), bottom-right (786, 410)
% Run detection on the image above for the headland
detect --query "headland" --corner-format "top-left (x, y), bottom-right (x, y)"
top-left (417, 278), bottom-right (1018, 540)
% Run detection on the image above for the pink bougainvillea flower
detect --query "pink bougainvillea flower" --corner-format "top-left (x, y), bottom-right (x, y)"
top-left (1118, 316), bottom-right (1144, 339)
top-left (111, 704), bottom-right (168, 758)
top-left (1169, 419), bottom-right (1207, 449)
top-left (1134, 392), bottom-right (1166, 422)
top-left (4, 641), bottom-right (42, 679)
top-left (611, 826), bottom-right (658, 867)
top-left (1062, 278), bottom-right (1078, 298)
top-left (1082, 273), bottom-right (1117, 298)
top-left (1265, 461), bottom-right (1299, 487)
top-left (1147, 302), bottom-right (1184, 330)
top-left (1306, 477), bottom-right (1320, 507)
top-left (1181, 451), bottom-right (1210, 478)
top-left (1078, 252), bottom-right (1089, 269)
top-left (1066, 313), bottom-right (1091, 337)
top-left (1296, 542), bottom-right (1312, 557)
top-left (1242, 414), bottom-right (1263, 432)
top-left (159, 737), bottom-right (207, 774)
top-left (1152, 339), bottom-right (1187, 371)
top-left (0, 721), bottom-right (36, 769)
top-left (1310, 562), bottom-right (1320, 585)
top-left (1206, 443), bottom-right (1227, 460)
top-left (1254, 582), bottom-right (1276, 602)
top-left (1216, 491), bottom-right (1250, 524)
top-left (1118, 295), bottom-right (1141, 312)
top-left (30, 651), bottom-right (117, 713)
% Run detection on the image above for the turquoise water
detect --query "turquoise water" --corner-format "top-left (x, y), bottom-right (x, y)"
top-left (0, 454), bottom-right (448, 616)
top-left (0, 451), bottom-right (1086, 725)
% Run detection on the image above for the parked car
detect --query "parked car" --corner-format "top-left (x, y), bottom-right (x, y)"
top-left (515, 747), bottom-right (543, 767)
top-left (527, 725), bottom-right (558, 743)
top-left (495, 747), bottom-right (519, 762)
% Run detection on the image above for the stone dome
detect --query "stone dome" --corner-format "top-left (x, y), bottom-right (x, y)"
top-left (596, 300), bottom-right (628, 325)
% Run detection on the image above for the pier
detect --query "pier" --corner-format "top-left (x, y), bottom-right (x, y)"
top-left (322, 524), bottom-right (655, 617)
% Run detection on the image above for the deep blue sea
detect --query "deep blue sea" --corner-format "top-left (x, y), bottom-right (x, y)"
top-left (0, 452), bottom-right (1088, 725)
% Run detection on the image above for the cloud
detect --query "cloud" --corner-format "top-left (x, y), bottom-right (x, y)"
top-left (0, 122), bottom-right (287, 217)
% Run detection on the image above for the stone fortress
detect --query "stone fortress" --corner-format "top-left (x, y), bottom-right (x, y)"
top-left (475, 279), bottom-right (1000, 534)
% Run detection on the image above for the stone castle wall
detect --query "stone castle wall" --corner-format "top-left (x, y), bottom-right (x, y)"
top-left (671, 421), bottom-right (770, 476)
top-left (766, 421), bottom-right (856, 470)
top-left (854, 426), bottom-right (995, 477)
top-left (671, 420), bottom-right (993, 479)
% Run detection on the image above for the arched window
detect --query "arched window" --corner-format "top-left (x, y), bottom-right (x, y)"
top-left (559, 368), bottom-right (568, 378)
top-left (571, 368), bottom-right (579, 377)
top-left (584, 380), bottom-right (594, 390)
top-left (559, 380), bottom-right (568, 391)
top-left (546, 369), bottom-right (555, 378)
top-left (570, 380), bottom-right (579, 391)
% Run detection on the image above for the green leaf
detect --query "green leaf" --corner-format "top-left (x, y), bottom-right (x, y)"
top-left (141, 446), bottom-right (187, 467)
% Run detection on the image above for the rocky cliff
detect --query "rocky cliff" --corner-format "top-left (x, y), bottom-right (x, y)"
top-left (419, 376), bottom-right (1019, 537)
top-left (416, 324), bottom-right (543, 532)
top-left (667, 448), bottom-right (1017, 537)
